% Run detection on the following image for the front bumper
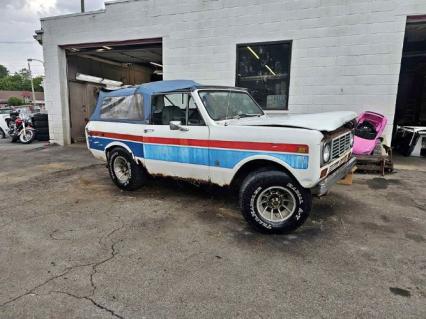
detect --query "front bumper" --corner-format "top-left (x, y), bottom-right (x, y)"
top-left (311, 157), bottom-right (356, 196)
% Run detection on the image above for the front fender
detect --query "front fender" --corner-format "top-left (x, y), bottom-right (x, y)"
top-left (19, 127), bottom-right (36, 134)
top-left (228, 153), bottom-right (314, 188)
top-left (233, 154), bottom-right (296, 174)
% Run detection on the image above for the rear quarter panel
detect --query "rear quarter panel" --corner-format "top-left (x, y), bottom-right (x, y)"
top-left (85, 120), bottom-right (145, 163)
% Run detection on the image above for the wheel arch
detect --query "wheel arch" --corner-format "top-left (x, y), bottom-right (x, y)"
top-left (230, 155), bottom-right (299, 190)
top-left (105, 141), bottom-right (134, 161)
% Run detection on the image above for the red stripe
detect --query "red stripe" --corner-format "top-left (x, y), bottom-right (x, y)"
top-left (88, 130), bottom-right (309, 154)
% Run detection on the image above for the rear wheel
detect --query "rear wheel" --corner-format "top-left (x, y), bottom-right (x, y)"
top-left (107, 148), bottom-right (146, 191)
top-left (239, 170), bottom-right (311, 234)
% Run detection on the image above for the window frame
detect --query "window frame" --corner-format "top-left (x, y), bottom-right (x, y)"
top-left (235, 40), bottom-right (292, 111)
top-left (149, 91), bottom-right (205, 126)
top-left (98, 93), bottom-right (145, 123)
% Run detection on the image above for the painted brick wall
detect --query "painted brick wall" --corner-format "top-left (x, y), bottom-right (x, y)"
top-left (41, 0), bottom-right (426, 145)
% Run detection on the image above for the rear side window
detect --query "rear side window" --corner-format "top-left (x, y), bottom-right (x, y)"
top-left (100, 94), bottom-right (144, 120)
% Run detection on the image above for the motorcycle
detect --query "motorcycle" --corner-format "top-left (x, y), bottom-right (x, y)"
top-left (8, 111), bottom-right (36, 144)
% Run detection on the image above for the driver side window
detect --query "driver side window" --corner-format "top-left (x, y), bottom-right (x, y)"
top-left (150, 93), bottom-right (204, 126)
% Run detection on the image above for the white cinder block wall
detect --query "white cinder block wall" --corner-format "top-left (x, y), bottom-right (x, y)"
top-left (40, 0), bottom-right (426, 145)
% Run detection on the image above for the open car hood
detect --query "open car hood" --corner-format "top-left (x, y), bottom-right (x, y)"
top-left (224, 111), bottom-right (357, 132)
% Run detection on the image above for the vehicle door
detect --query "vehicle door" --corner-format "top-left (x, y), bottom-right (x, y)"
top-left (142, 91), bottom-right (210, 182)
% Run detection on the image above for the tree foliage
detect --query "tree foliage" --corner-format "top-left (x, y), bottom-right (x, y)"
top-left (0, 64), bottom-right (43, 92)
top-left (7, 96), bottom-right (24, 106)
top-left (0, 64), bottom-right (8, 78)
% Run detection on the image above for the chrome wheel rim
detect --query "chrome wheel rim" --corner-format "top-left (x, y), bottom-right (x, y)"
top-left (256, 186), bottom-right (296, 223)
top-left (113, 156), bottom-right (131, 184)
top-left (21, 131), bottom-right (33, 142)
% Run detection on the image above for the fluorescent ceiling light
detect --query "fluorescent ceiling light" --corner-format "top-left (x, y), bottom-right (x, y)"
top-left (265, 64), bottom-right (276, 76)
top-left (101, 79), bottom-right (123, 87)
top-left (96, 48), bottom-right (105, 52)
top-left (102, 46), bottom-right (112, 50)
top-left (70, 48), bottom-right (79, 52)
top-left (76, 73), bottom-right (102, 83)
top-left (149, 62), bottom-right (163, 68)
top-left (76, 73), bottom-right (122, 87)
top-left (246, 46), bottom-right (259, 60)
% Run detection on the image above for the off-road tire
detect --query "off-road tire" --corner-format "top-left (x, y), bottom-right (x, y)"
top-left (32, 114), bottom-right (48, 121)
top-left (33, 120), bottom-right (48, 128)
top-left (239, 170), bottom-right (311, 234)
top-left (36, 127), bottom-right (49, 135)
top-left (36, 134), bottom-right (50, 141)
top-left (107, 148), bottom-right (146, 191)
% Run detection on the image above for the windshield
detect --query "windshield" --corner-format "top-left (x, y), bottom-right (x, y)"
top-left (198, 90), bottom-right (264, 121)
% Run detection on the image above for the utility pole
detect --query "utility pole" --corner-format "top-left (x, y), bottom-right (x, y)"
top-left (81, 0), bottom-right (85, 13)
top-left (27, 60), bottom-right (36, 105)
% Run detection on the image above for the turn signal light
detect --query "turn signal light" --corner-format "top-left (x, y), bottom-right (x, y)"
top-left (297, 146), bottom-right (309, 153)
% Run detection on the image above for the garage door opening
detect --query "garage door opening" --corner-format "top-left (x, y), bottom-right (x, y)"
top-left (63, 38), bottom-right (162, 142)
top-left (395, 18), bottom-right (426, 128)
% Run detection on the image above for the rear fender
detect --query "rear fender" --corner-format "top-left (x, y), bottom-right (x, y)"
top-left (105, 141), bottom-right (135, 160)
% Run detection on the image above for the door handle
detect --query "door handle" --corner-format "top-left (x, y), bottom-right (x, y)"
top-left (144, 129), bottom-right (154, 133)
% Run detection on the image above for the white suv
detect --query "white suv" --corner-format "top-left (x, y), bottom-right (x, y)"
top-left (86, 80), bottom-right (356, 233)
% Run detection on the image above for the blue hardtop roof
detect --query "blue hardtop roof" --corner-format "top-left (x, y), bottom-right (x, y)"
top-left (102, 80), bottom-right (200, 97)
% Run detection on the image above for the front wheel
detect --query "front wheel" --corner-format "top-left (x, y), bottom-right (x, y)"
top-left (19, 129), bottom-right (35, 144)
top-left (107, 148), bottom-right (146, 191)
top-left (239, 170), bottom-right (311, 234)
top-left (0, 128), bottom-right (5, 139)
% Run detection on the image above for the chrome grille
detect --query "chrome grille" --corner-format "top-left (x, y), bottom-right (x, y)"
top-left (331, 132), bottom-right (351, 160)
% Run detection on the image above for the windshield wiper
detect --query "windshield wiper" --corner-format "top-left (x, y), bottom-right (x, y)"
top-left (232, 113), bottom-right (262, 119)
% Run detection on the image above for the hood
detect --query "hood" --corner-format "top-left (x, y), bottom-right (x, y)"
top-left (224, 111), bottom-right (357, 132)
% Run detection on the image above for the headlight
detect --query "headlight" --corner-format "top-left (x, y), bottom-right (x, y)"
top-left (350, 132), bottom-right (354, 147)
top-left (323, 143), bottom-right (331, 163)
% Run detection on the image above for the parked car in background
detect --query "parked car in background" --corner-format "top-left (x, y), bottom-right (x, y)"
top-left (0, 107), bottom-right (13, 115)
top-left (0, 113), bottom-right (10, 139)
top-left (86, 80), bottom-right (356, 233)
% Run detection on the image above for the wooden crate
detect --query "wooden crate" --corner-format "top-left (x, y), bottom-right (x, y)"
top-left (355, 154), bottom-right (393, 176)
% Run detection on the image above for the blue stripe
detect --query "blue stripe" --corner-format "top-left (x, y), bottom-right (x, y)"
top-left (88, 136), bottom-right (308, 169)
top-left (88, 136), bottom-right (144, 157)
top-left (209, 148), bottom-right (308, 169)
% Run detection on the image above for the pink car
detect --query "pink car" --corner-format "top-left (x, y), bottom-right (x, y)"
top-left (353, 111), bottom-right (387, 155)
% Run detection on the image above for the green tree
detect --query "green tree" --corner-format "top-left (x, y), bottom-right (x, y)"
top-left (0, 64), bottom-right (8, 78)
top-left (0, 68), bottom-right (44, 92)
top-left (33, 76), bottom-right (44, 92)
top-left (7, 96), bottom-right (24, 106)
top-left (18, 68), bottom-right (31, 80)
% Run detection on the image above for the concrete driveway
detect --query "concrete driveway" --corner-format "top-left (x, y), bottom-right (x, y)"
top-left (0, 139), bottom-right (425, 318)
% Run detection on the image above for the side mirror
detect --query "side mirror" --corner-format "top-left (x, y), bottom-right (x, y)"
top-left (169, 121), bottom-right (188, 131)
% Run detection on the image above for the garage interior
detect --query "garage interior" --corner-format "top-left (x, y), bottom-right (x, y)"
top-left (395, 18), bottom-right (426, 128)
top-left (64, 38), bottom-right (162, 142)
